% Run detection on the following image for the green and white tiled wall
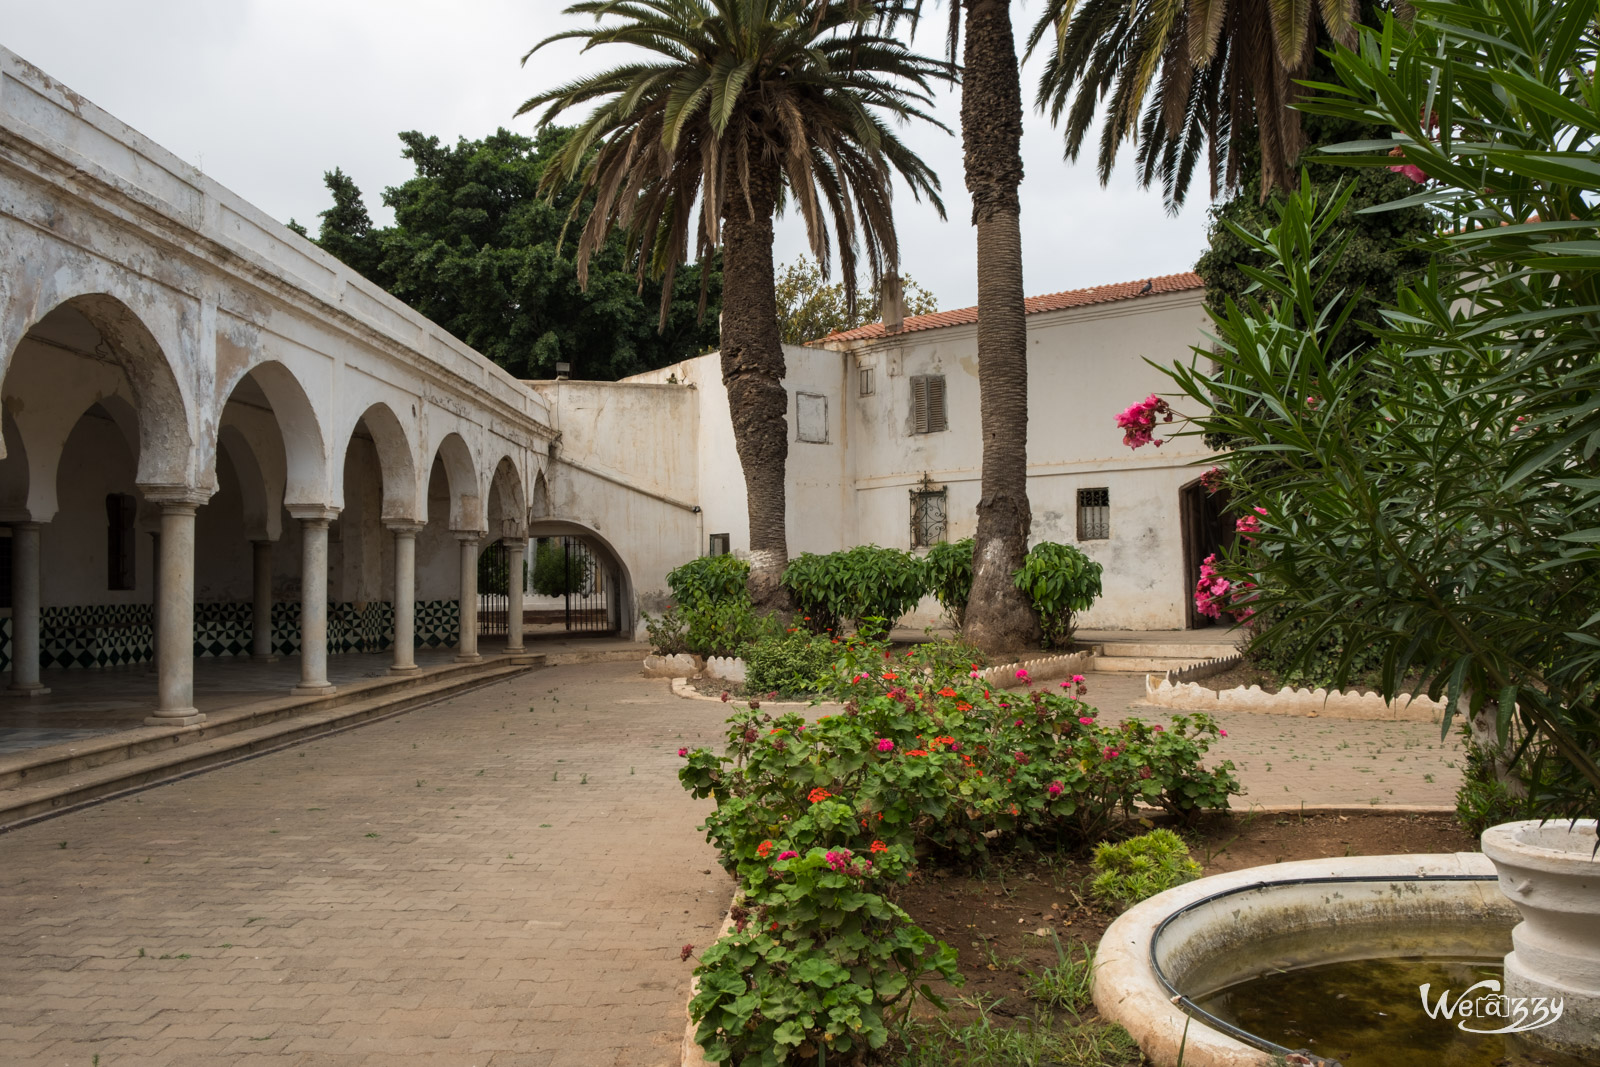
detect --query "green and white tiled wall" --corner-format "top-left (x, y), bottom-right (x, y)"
top-left (0, 600), bottom-right (461, 672)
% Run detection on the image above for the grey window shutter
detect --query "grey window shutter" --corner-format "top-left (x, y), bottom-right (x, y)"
top-left (912, 376), bottom-right (929, 434)
top-left (928, 376), bottom-right (946, 432)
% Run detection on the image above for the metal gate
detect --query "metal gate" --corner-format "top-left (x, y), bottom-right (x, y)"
top-left (561, 537), bottom-right (612, 634)
top-left (477, 542), bottom-right (510, 636)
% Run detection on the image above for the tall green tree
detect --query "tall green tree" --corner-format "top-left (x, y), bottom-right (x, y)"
top-left (1027, 0), bottom-right (1363, 207)
top-left (309, 128), bottom-right (722, 380)
top-left (519, 0), bottom-right (952, 610)
top-left (775, 256), bottom-right (938, 344)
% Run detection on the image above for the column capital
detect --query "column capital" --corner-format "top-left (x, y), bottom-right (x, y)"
top-left (384, 521), bottom-right (426, 536)
top-left (502, 536), bottom-right (527, 550)
top-left (288, 505), bottom-right (340, 525)
top-left (140, 486), bottom-right (210, 509)
top-left (453, 530), bottom-right (484, 545)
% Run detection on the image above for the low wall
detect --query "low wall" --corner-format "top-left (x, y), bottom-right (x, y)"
top-left (1144, 674), bottom-right (1450, 722)
top-left (0, 600), bottom-right (462, 672)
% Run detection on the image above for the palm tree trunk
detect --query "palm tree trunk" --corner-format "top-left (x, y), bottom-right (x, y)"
top-left (719, 156), bottom-right (793, 612)
top-left (960, 0), bottom-right (1041, 653)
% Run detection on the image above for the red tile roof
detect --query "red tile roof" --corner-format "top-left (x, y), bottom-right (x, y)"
top-left (817, 271), bottom-right (1205, 344)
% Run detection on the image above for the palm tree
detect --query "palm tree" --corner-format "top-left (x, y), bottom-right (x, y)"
top-left (944, 0), bottom-right (1045, 652)
top-left (1026, 0), bottom-right (1359, 207)
top-left (518, 0), bottom-right (952, 610)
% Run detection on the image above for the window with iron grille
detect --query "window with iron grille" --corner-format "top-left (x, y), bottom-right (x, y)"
top-left (708, 533), bottom-right (730, 557)
top-left (106, 493), bottom-right (137, 590)
top-left (910, 375), bottom-right (947, 434)
top-left (1077, 487), bottom-right (1111, 540)
top-left (910, 478), bottom-right (947, 548)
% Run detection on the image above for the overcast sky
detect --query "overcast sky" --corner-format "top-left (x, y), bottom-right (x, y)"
top-left (0, 0), bottom-right (1213, 310)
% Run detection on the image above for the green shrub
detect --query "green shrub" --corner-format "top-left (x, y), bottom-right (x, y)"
top-left (921, 538), bottom-right (974, 628)
top-left (1013, 542), bottom-right (1103, 649)
top-left (668, 554), bottom-right (750, 607)
top-left (530, 538), bottom-right (590, 597)
top-left (1242, 604), bottom-right (1385, 691)
top-left (744, 630), bottom-right (838, 696)
top-left (1090, 829), bottom-right (1202, 911)
top-left (782, 545), bottom-right (928, 637)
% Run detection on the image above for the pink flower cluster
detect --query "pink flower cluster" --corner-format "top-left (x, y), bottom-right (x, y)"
top-left (1116, 394), bottom-right (1174, 449)
top-left (1047, 780), bottom-right (1064, 797)
top-left (1235, 507), bottom-right (1267, 540)
top-left (1200, 466), bottom-right (1226, 494)
top-left (777, 850), bottom-right (798, 861)
top-left (1194, 552), bottom-right (1230, 620)
top-left (876, 738), bottom-right (895, 752)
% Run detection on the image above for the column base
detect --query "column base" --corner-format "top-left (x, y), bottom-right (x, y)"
top-left (388, 664), bottom-right (421, 675)
top-left (291, 683), bottom-right (338, 697)
top-left (144, 710), bottom-right (205, 726)
top-left (5, 684), bottom-right (52, 698)
top-left (455, 653), bottom-right (483, 663)
top-left (251, 653), bottom-right (280, 663)
top-left (502, 646), bottom-right (525, 655)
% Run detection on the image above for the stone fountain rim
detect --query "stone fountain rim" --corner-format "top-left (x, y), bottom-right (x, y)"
top-left (1093, 850), bottom-right (1499, 1067)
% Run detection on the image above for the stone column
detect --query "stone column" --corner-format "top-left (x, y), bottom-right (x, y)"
top-left (250, 540), bottom-right (276, 661)
top-left (146, 499), bottom-right (204, 725)
top-left (7, 522), bottom-right (49, 697)
top-left (387, 523), bottom-right (422, 674)
top-left (456, 534), bottom-right (481, 662)
top-left (504, 538), bottom-right (526, 654)
top-left (292, 510), bottom-right (337, 696)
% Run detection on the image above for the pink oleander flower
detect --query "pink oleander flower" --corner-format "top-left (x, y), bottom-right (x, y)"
top-left (1236, 514), bottom-right (1261, 538)
top-left (777, 850), bottom-right (798, 861)
top-left (1047, 780), bottom-right (1063, 797)
top-left (1200, 466), bottom-right (1226, 494)
top-left (1116, 394), bottom-right (1174, 449)
top-left (1387, 146), bottom-right (1426, 183)
top-left (876, 738), bottom-right (895, 753)
top-left (678, 747), bottom-right (688, 757)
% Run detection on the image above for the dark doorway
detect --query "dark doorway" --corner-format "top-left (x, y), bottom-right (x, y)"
top-left (478, 542), bottom-right (510, 636)
top-left (1180, 480), bottom-right (1234, 629)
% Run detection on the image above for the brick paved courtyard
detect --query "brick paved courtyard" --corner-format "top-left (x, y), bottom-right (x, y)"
top-left (0, 662), bottom-right (728, 1067)
top-left (0, 661), bottom-right (1466, 1067)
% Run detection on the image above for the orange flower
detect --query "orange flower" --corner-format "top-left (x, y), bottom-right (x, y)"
top-left (756, 840), bottom-right (774, 858)
top-left (937, 687), bottom-right (958, 698)
top-left (870, 840), bottom-right (888, 853)
top-left (808, 788), bottom-right (833, 804)
top-left (956, 703), bottom-right (973, 712)
top-left (882, 672), bottom-right (899, 681)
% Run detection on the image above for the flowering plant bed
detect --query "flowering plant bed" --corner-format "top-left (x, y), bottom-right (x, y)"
top-left (677, 638), bottom-right (1243, 1063)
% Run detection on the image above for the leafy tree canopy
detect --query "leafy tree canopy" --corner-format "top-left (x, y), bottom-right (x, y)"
top-left (1194, 109), bottom-right (1435, 362)
top-left (306, 127), bottom-right (722, 380)
top-left (774, 257), bottom-right (938, 345)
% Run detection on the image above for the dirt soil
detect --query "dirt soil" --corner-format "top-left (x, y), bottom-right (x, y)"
top-left (896, 809), bottom-right (1477, 1024)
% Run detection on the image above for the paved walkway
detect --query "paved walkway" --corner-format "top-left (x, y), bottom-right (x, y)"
top-left (1083, 670), bottom-right (1466, 809)
top-left (0, 661), bottom-right (727, 1066)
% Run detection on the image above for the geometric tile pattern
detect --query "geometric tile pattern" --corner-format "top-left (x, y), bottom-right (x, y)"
top-left (2, 599), bottom-right (461, 672)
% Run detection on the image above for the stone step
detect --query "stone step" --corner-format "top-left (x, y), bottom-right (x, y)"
top-left (0, 657), bottom-right (542, 828)
top-left (1093, 643), bottom-right (1241, 661)
top-left (1089, 656), bottom-right (1228, 674)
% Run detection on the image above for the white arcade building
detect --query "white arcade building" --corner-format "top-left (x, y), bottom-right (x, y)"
top-left (0, 46), bottom-right (1220, 730)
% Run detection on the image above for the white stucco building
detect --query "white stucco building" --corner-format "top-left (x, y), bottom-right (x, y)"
top-left (537, 274), bottom-right (1228, 632)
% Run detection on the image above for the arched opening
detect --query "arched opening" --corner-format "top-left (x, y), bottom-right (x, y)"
top-left (0, 295), bottom-right (192, 700)
top-left (525, 518), bottom-right (632, 637)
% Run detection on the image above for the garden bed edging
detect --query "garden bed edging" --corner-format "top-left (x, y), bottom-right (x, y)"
top-left (1144, 673), bottom-right (1450, 722)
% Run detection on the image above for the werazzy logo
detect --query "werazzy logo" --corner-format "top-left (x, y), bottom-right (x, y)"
top-left (1420, 979), bottom-right (1563, 1034)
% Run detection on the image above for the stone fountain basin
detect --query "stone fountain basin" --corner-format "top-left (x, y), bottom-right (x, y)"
top-left (1093, 852), bottom-right (1513, 1067)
